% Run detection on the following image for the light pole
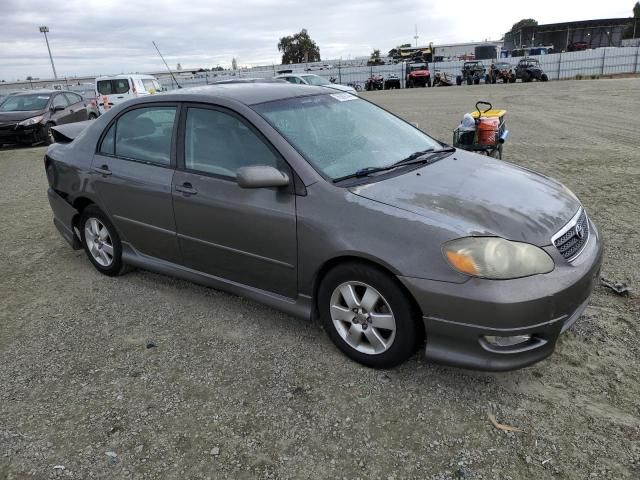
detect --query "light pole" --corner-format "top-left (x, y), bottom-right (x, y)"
top-left (39, 26), bottom-right (58, 80)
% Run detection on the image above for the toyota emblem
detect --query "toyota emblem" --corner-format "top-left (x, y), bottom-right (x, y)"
top-left (575, 223), bottom-right (585, 240)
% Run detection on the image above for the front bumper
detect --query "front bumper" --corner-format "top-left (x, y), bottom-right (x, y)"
top-left (0, 124), bottom-right (42, 144)
top-left (399, 222), bottom-right (603, 371)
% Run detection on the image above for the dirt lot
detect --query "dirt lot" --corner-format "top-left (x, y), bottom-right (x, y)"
top-left (1, 78), bottom-right (639, 480)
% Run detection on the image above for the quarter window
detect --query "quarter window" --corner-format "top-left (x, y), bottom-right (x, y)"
top-left (101, 106), bottom-right (176, 165)
top-left (184, 107), bottom-right (280, 178)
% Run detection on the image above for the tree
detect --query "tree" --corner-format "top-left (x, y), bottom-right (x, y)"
top-left (231, 57), bottom-right (237, 70)
top-left (277, 29), bottom-right (321, 64)
top-left (26, 76), bottom-right (33, 80)
top-left (622, 2), bottom-right (640, 39)
top-left (367, 49), bottom-right (384, 65)
top-left (510, 18), bottom-right (538, 33)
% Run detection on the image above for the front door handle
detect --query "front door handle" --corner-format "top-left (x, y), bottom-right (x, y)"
top-left (175, 182), bottom-right (197, 195)
top-left (92, 165), bottom-right (112, 176)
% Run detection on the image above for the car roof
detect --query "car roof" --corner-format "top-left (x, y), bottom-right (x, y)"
top-left (12, 89), bottom-right (58, 96)
top-left (164, 82), bottom-right (333, 106)
top-left (96, 74), bottom-right (156, 80)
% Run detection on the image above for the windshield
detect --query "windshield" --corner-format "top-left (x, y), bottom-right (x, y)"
top-left (0, 94), bottom-right (50, 112)
top-left (254, 94), bottom-right (440, 180)
top-left (301, 75), bottom-right (328, 86)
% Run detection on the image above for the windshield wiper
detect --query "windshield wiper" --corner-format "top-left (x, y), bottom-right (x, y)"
top-left (332, 147), bottom-right (456, 183)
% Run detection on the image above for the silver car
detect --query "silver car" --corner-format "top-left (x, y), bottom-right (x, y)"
top-left (45, 83), bottom-right (603, 370)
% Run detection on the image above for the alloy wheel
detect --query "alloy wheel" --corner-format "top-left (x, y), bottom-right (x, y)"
top-left (84, 217), bottom-right (114, 267)
top-left (329, 281), bottom-right (396, 355)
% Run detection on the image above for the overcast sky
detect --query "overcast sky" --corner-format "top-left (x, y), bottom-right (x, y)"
top-left (0, 0), bottom-right (634, 81)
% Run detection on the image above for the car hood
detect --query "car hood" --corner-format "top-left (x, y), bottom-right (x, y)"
top-left (0, 110), bottom-right (46, 123)
top-left (349, 150), bottom-right (580, 246)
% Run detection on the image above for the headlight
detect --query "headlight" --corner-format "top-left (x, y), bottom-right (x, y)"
top-left (18, 115), bottom-right (44, 127)
top-left (443, 237), bottom-right (554, 279)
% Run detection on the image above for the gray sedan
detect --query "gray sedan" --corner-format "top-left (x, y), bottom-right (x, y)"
top-left (45, 83), bottom-right (603, 370)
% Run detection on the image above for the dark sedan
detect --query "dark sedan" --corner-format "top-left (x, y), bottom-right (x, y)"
top-left (44, 83), bottom-right (603, 370)
top-left (0, 90), bottom-right (95, 147)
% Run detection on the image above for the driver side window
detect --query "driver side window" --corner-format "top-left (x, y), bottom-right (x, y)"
top-left (184, 107), bottom-right (281, 178)
top-left (52, 94), bottom-right (68, 109)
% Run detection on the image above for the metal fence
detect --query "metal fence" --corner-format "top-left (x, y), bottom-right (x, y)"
top-left (2, 46), bottom-right (640, 94)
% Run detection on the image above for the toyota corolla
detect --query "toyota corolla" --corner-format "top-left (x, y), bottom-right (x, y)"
top-left (45, 83), bottom-right (603, 370)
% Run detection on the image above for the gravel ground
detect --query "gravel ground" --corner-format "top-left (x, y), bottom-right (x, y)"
top-left (1, 78), bottom-right (639, 480)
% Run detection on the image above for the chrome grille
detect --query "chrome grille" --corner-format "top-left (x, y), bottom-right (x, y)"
top-left (553, 209), bottom-right (589, 261)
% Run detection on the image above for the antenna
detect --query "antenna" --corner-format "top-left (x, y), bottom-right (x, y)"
top-left (152, 41), bottom-right (181, 89)
top-left (414, 24), bottom-right (419, 47)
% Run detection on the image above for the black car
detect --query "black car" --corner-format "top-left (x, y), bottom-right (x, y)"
top-left (515, 58), bottom-right (549, 82)
top-left (0, 90), bottom-right (95, 147)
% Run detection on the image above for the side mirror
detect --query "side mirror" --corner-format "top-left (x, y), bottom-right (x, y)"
top-left (51, 105), bottom-right (65, 112)
top-left (236, 165), bottom-right (289, 189)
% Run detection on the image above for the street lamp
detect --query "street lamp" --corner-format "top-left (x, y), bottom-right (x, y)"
top-left (39, 26), bottom-right (58, 80)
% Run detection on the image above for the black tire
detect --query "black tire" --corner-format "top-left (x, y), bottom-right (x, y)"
top-left (474, 76), bottom-right (480, 85)
top-left (541, 73), bottom-right (549, 82)
top-left (44, 122), bottom-right (55, 145)
top-left (522, 72), bottom-right (531, 83)
top-left (407, 79), bottom-right (414, 88)
top-left (509, 76), bottom-right (516, 83)
top-left (466, 76), bottom-right (473, 85)
top-left (88, 113), bottom-right (97, 120)
top-left (79, 206), bottom-right (128, 276)
top-left (426, 77), bottom-right (432, 87)
top-left (318, 262), bottom-right (422, 369)
top-left (456, 76), bottom-right (462, 86)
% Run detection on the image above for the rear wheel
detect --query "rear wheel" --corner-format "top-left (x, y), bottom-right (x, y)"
top-left (88, 112), bottom-right (97, 120)
top-left (541, 73), bottom-right (549, 82)
top-left (79, 206), bottom-right (128, 276)
top-left (319, 263), bottom-right (422, 368)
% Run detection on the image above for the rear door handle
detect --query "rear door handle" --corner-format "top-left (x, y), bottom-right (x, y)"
top-left (92, 165), bottom-right (112, 176)
top-left (175, 182), bottom-right (197, 195)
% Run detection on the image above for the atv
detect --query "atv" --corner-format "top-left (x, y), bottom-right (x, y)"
top-left (432, 70), bottom-right (454, 87)
top-left (515, 58), bottom-right (548, 82)
top-left (486, 62), bottom-right (516, 84)
top-left (365, 74), bottom-right (384, 91)
top-left (384, 74), bottom-right (401, 90)
top-left (406, 62), bottom-right (432, 87)
top-left (456, 61), bottom-right (486, 86)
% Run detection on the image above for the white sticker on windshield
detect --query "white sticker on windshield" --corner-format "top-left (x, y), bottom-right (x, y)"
top-left (330, 92), bottom-right (357, 102)
top-left (38, 96), bottom-right (49, 99)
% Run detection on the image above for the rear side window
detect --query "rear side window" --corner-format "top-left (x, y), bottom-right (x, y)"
top-left (96, 79), bottom-right (130, 95)
top-left (141, 79), bottom-right (160, 93)
top-left (106, 106), bottom-right (176, 165)
top-left (52, 94), bottom-right (69, 109)
top-left (64, 93), bottom-right (82, 105)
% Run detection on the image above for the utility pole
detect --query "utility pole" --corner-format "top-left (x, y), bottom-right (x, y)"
top-left (39, 26), bottom-right (58, 79)
top-left (414, 24), bottom-right (419, 48)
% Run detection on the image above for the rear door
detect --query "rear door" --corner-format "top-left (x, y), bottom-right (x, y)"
top-left (91, 103), bottom-right (180, 263)
top-left (172, 104), bottom-right (298, 298)
top-left (49, 93), bottom-right (74, 125)
top-left (63, 92), bottom-right (87, 122)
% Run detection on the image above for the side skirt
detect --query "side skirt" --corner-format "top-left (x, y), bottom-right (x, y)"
top-left (121, 243), bottom-right (313, 321)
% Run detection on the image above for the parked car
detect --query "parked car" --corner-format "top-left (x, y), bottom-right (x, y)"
top-left (456, 61), bottom-right (486, 85)
top-left (45, 83), bottom-right (602, 370)
top-left (95, 74), bottom-right (162, 113)
top-left (405, 62), bottom-right (431, 87)
top-left (0, 90), bottom-right (94, 146)
top-left (515, 58), bottom-right (549, 82)
top-left (275, 74), bottom-right (357, 95)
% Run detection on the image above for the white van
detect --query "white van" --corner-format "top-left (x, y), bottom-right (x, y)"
top-left (95, 74), bottom-right (162, 113)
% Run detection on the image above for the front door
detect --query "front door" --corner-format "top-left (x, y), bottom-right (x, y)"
top-left (91, 104), bottom-right (180, 263)
top-left (49, 93), bottom-right (74, 125)
top-left (172, 105), bottom-right (297, 298)
top-left (63, 92), bottom-right (88, 122)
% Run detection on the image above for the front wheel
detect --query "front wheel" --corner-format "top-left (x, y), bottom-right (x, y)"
top-left (88, 112), bottom-right (97, 120)
top-left (80, 206), bottom-right (128, 276)
top-left (541, 73), bottom-right (549, 82)
top-left (44, 122), bottom-right (55, 145)
top-left (319, 263), bottom-right (422, 368)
